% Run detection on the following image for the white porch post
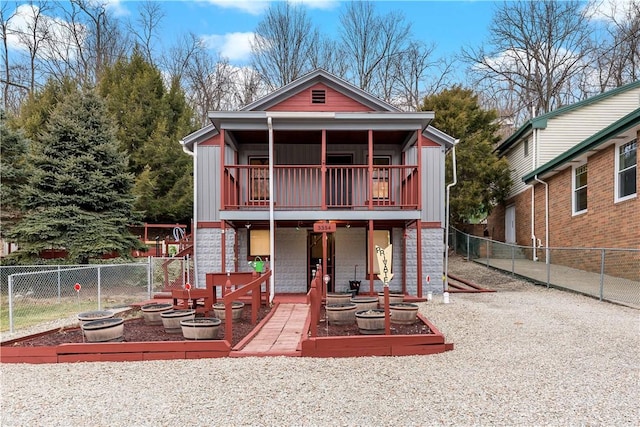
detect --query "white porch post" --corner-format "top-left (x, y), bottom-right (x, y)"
top-left (268, 117), bottom-right (275, 304)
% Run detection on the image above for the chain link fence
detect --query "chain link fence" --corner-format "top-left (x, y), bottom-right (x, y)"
top-left (1, 256), bottom-right (194, 334)
top-left (449, 228), bottom-right (640, 309)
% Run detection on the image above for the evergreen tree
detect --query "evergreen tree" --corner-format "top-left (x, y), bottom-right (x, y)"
top-left (421, 86), bottom-right (512, 226)
top-left (7, 90), bottom-right (142, 263)
top-left (0, 111), bottom-right (30, 239)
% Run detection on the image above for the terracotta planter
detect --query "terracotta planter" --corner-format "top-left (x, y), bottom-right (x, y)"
top-left (81, 318), bottom-right (124, 342)
top-left (350, 297), bottom-right (378, 312)
top-left (160, 309), bottom-right (196, 333)
top-left (212, 302), bottom-right (245, 321)
top-left (141, 303), bottom-right (174, 325)
top-left (77, 310), bottom-right (114, 325)
top-left (326, 292), bottom-right (352, 305)
top-left (389, 302), bottom-right (419, 325)
top-left (377, 291), bottom-right (404, 307)
top-left (355, 309), bottom-right (386, 335)
top-left (325, 303), bottom-right (357, 325)
top-left (180, 317), bottom-right (222, 340)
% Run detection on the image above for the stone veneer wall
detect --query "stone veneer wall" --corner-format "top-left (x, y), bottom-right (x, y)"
top-left (405, 227), bottom-right (444, 295)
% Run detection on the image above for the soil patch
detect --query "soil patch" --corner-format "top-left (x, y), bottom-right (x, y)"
top-left (317, 317), bottom-right (433, 336)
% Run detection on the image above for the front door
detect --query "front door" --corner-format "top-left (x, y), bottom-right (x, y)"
top-left (308, 232), bottom-right (335, 291)
top-left (505, 205), bottom-right (516, 244)
top-left (326, 154), bottom-right (353, 207)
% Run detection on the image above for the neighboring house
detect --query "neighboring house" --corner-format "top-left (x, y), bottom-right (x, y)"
top-left (180, 69), bottom-right (456, 298)
top-left (488, 81), bottom-right (640, 254)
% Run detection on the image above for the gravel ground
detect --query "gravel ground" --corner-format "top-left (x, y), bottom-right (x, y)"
top-left (1, 255), bottom-right (639, 427)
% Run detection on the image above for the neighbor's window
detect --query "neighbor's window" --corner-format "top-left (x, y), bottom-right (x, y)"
top-left (524, 139), bottom-right (529, 157)
top-left (615, 139), bottom-right (637, 202)
top-left (249, 157), bottom-right (269, 201)
top-left (372, 156), bottom-right (391, 199)
top-left (573, 163), bottom-right (588, 215)
top-left (248, 229), bottom-right (270, 257)
top-left (367, 229), bottom-right (391, 275)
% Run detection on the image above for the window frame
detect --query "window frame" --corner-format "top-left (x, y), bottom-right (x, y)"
top-left (572, 162), bottom-right (588, 216)
top-left (614, 139), bottom-right (637, 203)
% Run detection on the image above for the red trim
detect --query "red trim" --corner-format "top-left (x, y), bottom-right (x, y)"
top-left (421, 222), bottom-right (442, 228)
top-left (321, 129), bottom-right (326, 210)
top-left (197, 221), bottom-right (222, 228)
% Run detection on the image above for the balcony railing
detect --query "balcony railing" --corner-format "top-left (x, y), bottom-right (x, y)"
top-left (222, 164), bottom-right (419, 210)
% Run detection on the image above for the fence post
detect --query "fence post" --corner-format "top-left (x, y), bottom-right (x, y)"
top-left (8, 274), bottom-right (14, 333)
top-left (147, 256), bottom-right (152, 299)
top-left (485, 240), bottom-right (490, 267)
top-left (599, 249), bottom-right (605, 301)
top-left (511, 245), bottom-right (515, 276)
top-left (466, 234), bottom-right (470, 261)
top-left (546, 248), bottom-right (551, 288)
top-left (57, 265), bottom-right (62, 303)
top-left (97, 266), bottom-right (102, 310)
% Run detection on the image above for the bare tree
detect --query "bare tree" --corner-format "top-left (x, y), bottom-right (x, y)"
top-left (11, 1), bottom-right (52, 93)
top-left (339, 1), bottom-right (410, 97)
top-left (250, 1), bottom-right (319, 89)
top-left (128, 1), bottom-right (164, 64)
top-left (0, 2), bottom-right (25, 112)
top-left (463, 0), bottom-right (593, 123)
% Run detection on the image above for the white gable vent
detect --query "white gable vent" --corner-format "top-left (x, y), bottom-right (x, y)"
top-left (311, 89), bottom-right (326, 104)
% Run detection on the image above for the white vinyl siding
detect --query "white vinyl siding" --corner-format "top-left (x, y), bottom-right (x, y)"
top-left (505, 139), bottom-right (531, 197)
top-left (572, 163), bottom-right (588, 215)
top-left (615, 139), bottom-right (637, 202)
top-left (536, 88), bottom-right (640, 165)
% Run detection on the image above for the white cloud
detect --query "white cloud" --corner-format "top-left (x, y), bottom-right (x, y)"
top-left (201, 0), bottom-right (269, 15)
top-left (584, 0), bottom-right (635, 22)
top-left (289, 0), bottom-right (340, 10)
top-left (201, 32), bottom-right (255, 62)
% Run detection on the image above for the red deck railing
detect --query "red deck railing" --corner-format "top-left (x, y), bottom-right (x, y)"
top-left (223, 165), bottom-right (419, 210)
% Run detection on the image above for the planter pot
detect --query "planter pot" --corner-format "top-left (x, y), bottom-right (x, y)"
top-left (389, 302), bottom-right (419, 325)
top-left (350, 297), bottom-right (378, 312)
top-left (77, 310), bottom-right (114, 325)
top-left (180, 317), bottom-right (222, 340)
top-left (81, 318), bottom-right (124, 342)
top-left (355, 309), bottom-right (386, 335)
top-left (377, 291), bottom-right (404, 307)
top-left (160, 309), bottom-right (196, 333)
top-left (326, 292), bottom-right (352, 305)
top-left (212, 302), bottom-right (245, 321)
top-left (141, 303), bottom-right (174, 325)
top-left (325, 303), bottom-right (357, 325)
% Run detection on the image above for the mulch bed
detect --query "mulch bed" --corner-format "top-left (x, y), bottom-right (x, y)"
top-left (5, 305), bottom-right (433, 349)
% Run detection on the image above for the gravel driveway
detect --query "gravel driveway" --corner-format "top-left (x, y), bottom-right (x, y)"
top-left (1, 255), bottom-right (638, 426)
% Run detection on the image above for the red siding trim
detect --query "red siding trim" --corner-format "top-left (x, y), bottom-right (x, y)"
top-left (422, 137), bottom-right (441, 147)
top-left (200, 133), bottom-right (221, 146)
top-left (267, 83), bottom-right (375, 112)
top-left (421, 222), bottom-right (442, 228)
top-left (197, 221), bottom-right (222, 228)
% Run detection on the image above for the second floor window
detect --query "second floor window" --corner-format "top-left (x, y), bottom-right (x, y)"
top-left (616, 139), bottom-right (637, 202)
top-left (573, 163), bottom-right (587, 215)
top-left (249, 157), bottom-right (269, 201)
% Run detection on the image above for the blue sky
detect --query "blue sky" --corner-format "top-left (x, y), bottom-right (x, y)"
top-left (154, 0), bottom-right (497, 64)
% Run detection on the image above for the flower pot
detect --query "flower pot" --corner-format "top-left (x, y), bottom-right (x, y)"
top-left (325, 303), bottom-right (357, 325)
top-left (212, 302), bottom-right (245, 321)
top-left (326, 292), bottom-right (352, 305)
top-left (77, 310), bottom-right (114, 325)
top-left (377, 291), bottom-right (404, 307)
top-left (81, 318), bottom-right (124, 342)
top-left (389, 302), bottom-right (419, 325)
top-left (355, 309), bottom-right (386, 335)
top-left (350, 297), bottom-right (378, 312)
top-left (160, 309), bottom-right (196, 333)
top-left (180, 317), bottom-right (222, 340)
top-left (141, 303), bottom-right (174, 325)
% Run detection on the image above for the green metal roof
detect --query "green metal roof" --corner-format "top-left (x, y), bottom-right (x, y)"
top-left (497, 80), bottom-right (640, 155)
top-left (522, 107), bottom-right (640, 184)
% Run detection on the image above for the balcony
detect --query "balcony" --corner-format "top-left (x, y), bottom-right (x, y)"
top-left (222, 165), bottom-right (419, 210)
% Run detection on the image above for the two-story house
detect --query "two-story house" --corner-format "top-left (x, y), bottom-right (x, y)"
top-left (180, 69), bottom-right (456, 299)
top-left (488, 81), bottom-right (640, 255)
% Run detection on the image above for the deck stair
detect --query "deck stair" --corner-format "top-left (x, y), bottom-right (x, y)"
top-left (447, 273), bottom-right (495, 293)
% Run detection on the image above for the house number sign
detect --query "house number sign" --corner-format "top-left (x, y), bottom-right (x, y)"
top-left (313, 222), bottom-right (336, 233)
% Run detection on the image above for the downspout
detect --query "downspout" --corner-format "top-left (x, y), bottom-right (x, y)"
top-left (180, 140), bottom-right (197, 287)
top-left (268, 117), bottom-right (275, 304)
top-left (443, 141), bottom-right (458, 293)
top-left (531, 128), bottom-right (538, 261)
top-left (533, 174), bottom-right (549, 266)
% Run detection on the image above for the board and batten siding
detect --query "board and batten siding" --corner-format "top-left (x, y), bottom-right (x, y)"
top-left (537, 87), bottom-right (640, 164)
top-left (197, 145), bottom-right (220, 221)
top-left (421, 146), bottom-right (445, 223)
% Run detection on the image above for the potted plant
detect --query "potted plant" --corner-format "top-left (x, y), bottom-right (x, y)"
top-left (77, 310), bottom-right (114, 325)
top-left (160, 309), bottom-right (196, 333)
top-left (355, 309), bottom-right (386, 334)
top-left (180, 317), bottom-right (222, 340)
top-left (350, 296), bottom-right (378, 312)
top-left (81, 317), bottom-right (125, 342)
top-left (140, 303), bottom-right (174, 325)
top-left (389, 302), bottom-right (419, 325)
top-left (377, 291), bottom-right (404, 307)
top-left (325, 303), bottom-right (357, 325)
top-left (212, 301), bottom-right (245, 321)
top-left (326, 292), bottom-right (352, 305)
